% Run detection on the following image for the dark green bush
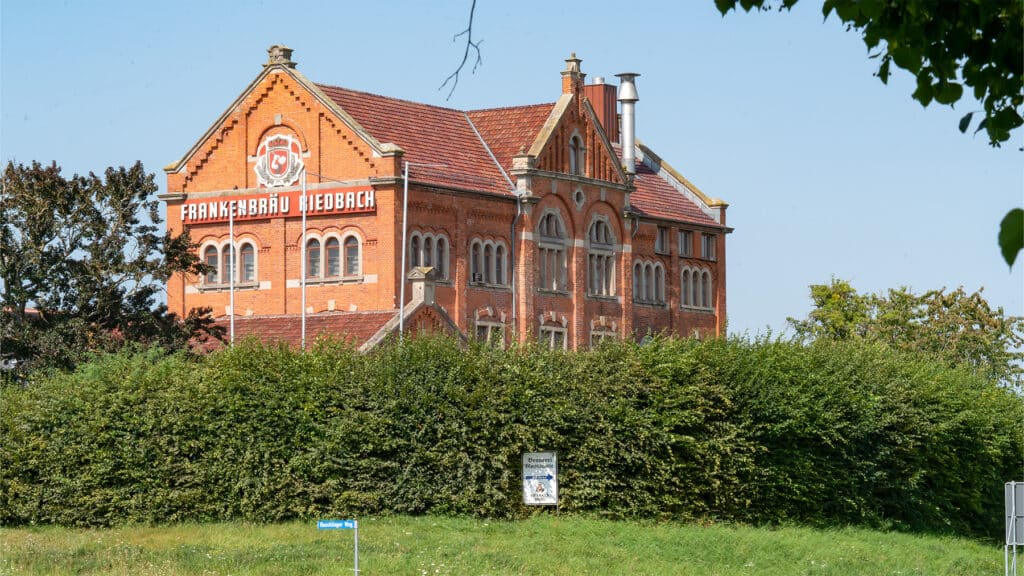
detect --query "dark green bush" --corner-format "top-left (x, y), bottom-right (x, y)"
top-left (1, 335), bottom-right (1020, 539)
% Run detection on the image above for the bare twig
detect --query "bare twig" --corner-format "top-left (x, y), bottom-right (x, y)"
top-left (439, 0), bottom-right (483, 100)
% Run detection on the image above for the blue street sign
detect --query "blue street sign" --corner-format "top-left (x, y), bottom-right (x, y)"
top-left (318, 519), bottom-right (356, 530)
top-left (524, 474), bottom-right (554, 481)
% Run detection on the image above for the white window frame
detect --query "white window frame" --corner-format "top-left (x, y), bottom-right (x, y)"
top-left (305, 232), bottom-right (363, 281)
top-left (475, 321), bottom-right (506, 348)
top-left (632, 259), bottom-right (665, 305)
top-left (679, 230), bottom-right (693, 257)
top-left (409, 230), bottom-right (450, 280)
top-left (655, 226), bottom-right (670, 255)
top-left (200, 239), bottom-right (259, 287)
top-left (701, 233), bottom-right (717, 261)
top-left (587, 218), bottom-right (616, 297)
top-left (569, 133), bottom-right (585, 176)
top-left (539, 325), bottom-right (568, 350)
top-left (537, 211), bottom-right (569, 292)
top-left (681, 266), bottom-right (712, 310)
top-left (469, 238), bottom-right (509, 286)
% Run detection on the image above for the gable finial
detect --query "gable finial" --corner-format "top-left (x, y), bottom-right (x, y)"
top-left (265, 45), bottom-right (296, 69)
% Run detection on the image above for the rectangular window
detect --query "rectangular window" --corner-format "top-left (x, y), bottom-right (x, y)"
top-left (701, 233), bottom-right (717, 261)
top-left (678, 230), bottom-right (692, 257)
top-left (655, 226), bottom-right (670, 254)
top-left (538, 247), bottom-right (567, 291)
top-left (590, 331), bottom-right (616, 349)
top-left (540, 326), bottom-right (567, 350)
top-left (475, 323), bottom-right (505, 348)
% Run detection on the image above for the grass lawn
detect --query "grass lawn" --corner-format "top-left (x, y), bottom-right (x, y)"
top-left (0, 515), bottom-right (1001, 575)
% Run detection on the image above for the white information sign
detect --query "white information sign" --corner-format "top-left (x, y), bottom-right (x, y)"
top-left (522, 451), bottom-right (558, 506)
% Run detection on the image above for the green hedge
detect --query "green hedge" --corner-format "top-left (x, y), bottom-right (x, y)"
top-left (2, 336), bottom-right (1020, 538)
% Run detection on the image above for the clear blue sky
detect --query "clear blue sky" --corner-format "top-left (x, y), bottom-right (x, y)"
top-left (2, 0), bottom-right (1021, 336)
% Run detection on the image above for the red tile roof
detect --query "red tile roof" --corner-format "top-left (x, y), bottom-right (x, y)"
top-left (316, 85), bottom-right (511, 195)
top-left (209, 310), bottom-right (397, 350)
top-left (625, 146), bottom-right (720, 227)
top-left (466, 103), bottom-right (555, 174)
top-left (316, 84), bottom-right (720, 227)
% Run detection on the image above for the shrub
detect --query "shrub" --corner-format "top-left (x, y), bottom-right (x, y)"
top-left (2, 336), bottom-right (1020, 539)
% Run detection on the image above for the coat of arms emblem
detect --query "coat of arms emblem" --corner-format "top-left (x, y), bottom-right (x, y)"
top-left (254, 134), bottom-right (303, 187)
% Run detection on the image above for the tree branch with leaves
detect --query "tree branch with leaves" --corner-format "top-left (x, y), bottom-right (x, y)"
top-left (715, 0), bottom-right (1023, 267)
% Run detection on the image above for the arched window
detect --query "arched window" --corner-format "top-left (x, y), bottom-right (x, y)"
top-left (471, 241), bottom-right (482, 283)
top-left (325, 237), bottom-right (341, 277)
top-left (410, 235), bottom-right (421, 267)
top-left (644, 263), bottom-right (654, 302)
top-left (655, 264), bottom-right (664, 304)
top-left (692, 269), bottom-right (701, 308)
top-left (203, 245), bottom-right (219, 284)
top-left (344, 236), bottom-right (360, 277)
top-left (632, 260), bottom-right (664, 305)
top-left (587, 219), bottom-right (615, 297)
top-left (423, 236), bottom-right (433, 267)
top-left (569, 135), bottom-right (584, 176)
top-left (484, 244), bottom-right (494, 283)
top-left (408, 231), bottom-right (449, 280)
top-left (306, 239), bottom-right (321, 278)
top-left (222, 245), bottom-right (236, 285)
top-left (537, 212), bottom-right (568, 291)
top-left (435, 236), bottom-right (448, 279)
top-left (702, 271), bottom-right (712, 308)
top-left (469, 238), bottom-right (508, 285)
top-left (240, 243), bottom-right (256, 282)
top-left (681, 269), bottom-right (691, 306)
top-left (495, 244), bottom-right (505, 285)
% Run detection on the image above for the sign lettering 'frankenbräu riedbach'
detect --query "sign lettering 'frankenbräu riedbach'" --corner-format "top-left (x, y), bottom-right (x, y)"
top-left (522, 452), bottom-right (558, 506)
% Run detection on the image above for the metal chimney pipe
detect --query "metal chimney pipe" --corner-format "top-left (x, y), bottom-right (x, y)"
top-left (615, 72), bottom-right (640, 174)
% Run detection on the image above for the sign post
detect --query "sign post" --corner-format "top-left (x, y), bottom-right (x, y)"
top-left (522, 451), bottom-right (558, 508)
top-left (1008, 481), bottom-right (1023, 576)
top-left (317, 519), bottom-right (359, 574)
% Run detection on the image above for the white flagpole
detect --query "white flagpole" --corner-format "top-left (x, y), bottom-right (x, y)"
top-left (301, 168), bottom-right (308, 350)
top-left (399, 161), bottom-right (409, 344)
top-left (229, 201), bottom-right (235, 344)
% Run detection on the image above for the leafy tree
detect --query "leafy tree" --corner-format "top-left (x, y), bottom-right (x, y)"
top-left (789, 278), bottom-right (1024, 385)
top-left (714, 0), bottom-right (1023, 266)
top-left (0, 160), bottom-right (223, 376)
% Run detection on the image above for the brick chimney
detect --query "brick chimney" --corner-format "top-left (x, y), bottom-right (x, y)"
top-left (561, 52), bottom-right (585, 95)
top-left (583, 76), bottom-right (619, 143)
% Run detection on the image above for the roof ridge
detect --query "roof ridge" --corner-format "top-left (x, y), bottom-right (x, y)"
top-left (468, 102), bottom-right (557, 114)
top-left (314, 83), bottom-right (467, 114)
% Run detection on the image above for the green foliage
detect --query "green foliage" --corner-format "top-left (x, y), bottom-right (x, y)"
top-left (2, 337), bottom-right (1021, 540)
top-left (999, 208), bottom-right (1023, 268)
top-left (714, 0), bottom-right (1023, 147)
top-left (789, 278), bottom-right (1024, 385)
top-left (714, 1), bottom-right (1024, 267)
top-left (0, 161), bottom-right (223, 376)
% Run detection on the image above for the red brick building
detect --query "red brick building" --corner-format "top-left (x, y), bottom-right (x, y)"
top-left (162, 46), bottom-right (730, 350)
